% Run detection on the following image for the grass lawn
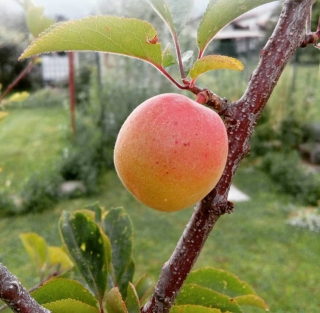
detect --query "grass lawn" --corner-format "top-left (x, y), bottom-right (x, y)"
top-left (0, 168), bottom-right (319, 313)
top-left (0, 107), bottom-right (69, 194)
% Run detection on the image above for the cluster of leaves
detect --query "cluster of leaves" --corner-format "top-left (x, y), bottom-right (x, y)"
top-left (1, 203), bottom-right (268, 313)
top-left (1, 204), bottom-right (153, 313)
top-left (174, 268), bottom-right (268, 313)
top-left (18, 0), bottom-right (279, 88)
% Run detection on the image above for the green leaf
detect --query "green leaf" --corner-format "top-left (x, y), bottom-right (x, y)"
top-left (19, 233), bottom-right (48, 273)
top-left (197, 0), bottom-right (276, 57)
top-left (20, 16), bottom-right (163, 67)
top-left (26, 5), bottom-right (55, 38)
top-left (148, 0), bottom-right (194, 36)
top-left (190, 55), bottom-right (244, 85)
top-left (185, 268), bottom-right (255, 298)
top-left (105, 287), bottom-right (128, 313)
top-left (44, 299), bottom-right (100, 313)
top-left (163, 43), bottom-right (177, 67)
top-left (234, 294), bottom-right (269, 311)
top-left (102, 207), bottom-right (133, 285)
top-left (118, 259), bottom-right (135, 299)
top-left (48, 246), bottom-right (73, 273)
top-left (176, 284), bottom-right (242, 313)
top-left (135, 274), bottom-right (154, 305)
top-left (59, 211), bottom-right (109, 302)
top-left (125, 283), bottom-right (140, 313)
top-left (32, 277), bottom-right (98, 308)
top-left (85, 202), bottom-right (103, 224)
top-left (171, 305), bottom-right (223, 313)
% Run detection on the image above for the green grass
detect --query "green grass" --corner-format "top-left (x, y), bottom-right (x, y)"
top-left (0, 168), bottom-right (319, 313)
top-left (0, 107), bottom-right (69, 193)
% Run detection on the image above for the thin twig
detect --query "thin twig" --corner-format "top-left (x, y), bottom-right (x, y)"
top-left (155, 66), bottom-right (189, 90)
top-left (0, 57), bottom-right (37, 105)
top-left (172, 33), bottom-right (186, 81)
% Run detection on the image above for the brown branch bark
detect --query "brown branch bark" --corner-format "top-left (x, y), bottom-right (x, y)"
top-left (0, 57), bottom-right (36, 105)
top-left (0, 264), bottom-right (50, 313)
top-left (141, 1), bottom-right (314, 312)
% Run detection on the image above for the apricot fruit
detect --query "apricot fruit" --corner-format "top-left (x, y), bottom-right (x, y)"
top-left (114, 93), bottom-right (228, 212)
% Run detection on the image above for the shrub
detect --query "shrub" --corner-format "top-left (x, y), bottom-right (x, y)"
top-left (302, 122), bottom-right (320, 143)
top-left (59, 116), bottom-right (102, 195)
top-left (7, 87), bottom-right (67, 109)
top-left (20, 171), bottom-right (63, 214)
top-left (261, 151), bottom-right (320, 205)
top-left (277, 116), bottom-right (305, 151)
top-left (0, 191), bottom-right (17, 217)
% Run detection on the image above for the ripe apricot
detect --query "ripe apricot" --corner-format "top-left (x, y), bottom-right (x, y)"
top-left (114, 93), bottom-right (228, 212)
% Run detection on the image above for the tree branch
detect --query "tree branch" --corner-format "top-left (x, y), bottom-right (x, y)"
top-left (141, 1), bottom-right (314, 312)
top-left (0, 264), bottom-right (50, 313)
top-left (0, 57), bottom-right (37, 105)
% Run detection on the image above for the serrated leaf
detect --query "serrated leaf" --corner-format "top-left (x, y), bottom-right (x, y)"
top-left (176, 284), bottom-right (242, 313)
top-left (135, 274), bottom-right (154, 305)
top-left (48, 246), bottom-right (73, 272)
top-left (102, 207), bottom-right (133, 285)
top-left (163, 43), bottom-right (177, 67)
top-left (20, 16), bottom-right (162, 67)
top-left (185, 268), bottom-right (254, 298)
top-left (234, 294), bottom-right (269, 311)
top-left (148, 0), bottom-right (194, 36)
top-left (190, 55), bottom-right (244, 85)
top-left (105, 287), bottom-right (128, 313)
top-left (26, 6), bottom-right (55, 38)
top-left (0, 112), bottom-right (8, 122)
top-left (19, 233), bottom-right (48, 273)
top-left (171, 305), bottom-right (223, 313)
top-left (32, 277), bottom-right (98, 308)
top-left (85, 202), bottom-right (103, 224)
top-left (118, 259), bottom-right (135, 299)
top-left (59, 211), bottom-right (109, 302)
top-left (7, 91), bottom-right (30, 103)
top-left (125, 283), bottom-right (140, 313)
top-left (44, 299), bottom-right (100, 313)
top-left (197, 0), bottom-right (276, 57)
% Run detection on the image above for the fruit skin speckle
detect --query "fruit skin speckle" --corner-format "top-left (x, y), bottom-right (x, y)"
top-left (113, 93), bottom-right (229, 212)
